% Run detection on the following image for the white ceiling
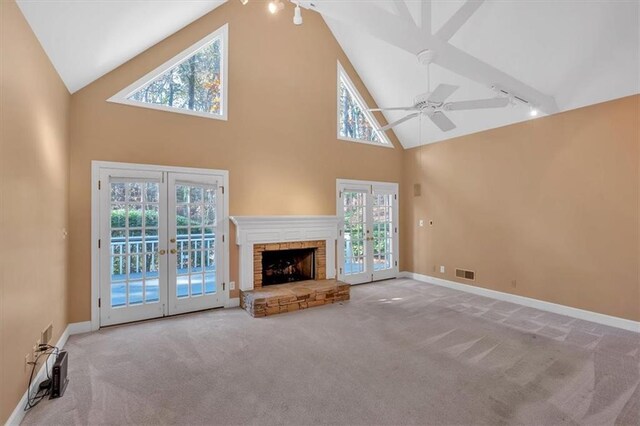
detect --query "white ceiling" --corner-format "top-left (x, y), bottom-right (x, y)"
top-left (16, 0), bottom-right (640, 148)
top-left (16, 0), bottom-right (225, 93)
top-left (323, 0), bottom-right (640, 147)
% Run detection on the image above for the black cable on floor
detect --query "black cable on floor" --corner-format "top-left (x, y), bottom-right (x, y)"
top-left (24, 345), bottom-right (59, 411)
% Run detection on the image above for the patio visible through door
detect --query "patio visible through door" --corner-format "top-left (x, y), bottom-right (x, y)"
top-left (97, 164), bottom-right (228, 327)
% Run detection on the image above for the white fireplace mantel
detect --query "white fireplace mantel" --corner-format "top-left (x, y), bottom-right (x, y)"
top-left (230, 216), bottom-right (340, 291)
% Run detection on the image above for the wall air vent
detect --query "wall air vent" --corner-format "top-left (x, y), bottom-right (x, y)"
top-left (455, 268), bottom-right (475, 281)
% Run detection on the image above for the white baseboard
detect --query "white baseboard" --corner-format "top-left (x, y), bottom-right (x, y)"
top-left (225, 298), bottom-right (240, 308)
top-left (5, 322), bottom-right (90, 426)
top-left (400, 271), bottom-right (640, 333)
top-left (67, 321), bottom-right (92, 335)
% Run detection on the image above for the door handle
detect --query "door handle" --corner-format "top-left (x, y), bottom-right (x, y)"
top-left (170, 248), bottom-right (177, 254)
top-left (170, 238), bottom-right (176, 243)
top-left (159, 249), bottom-right (166, 255)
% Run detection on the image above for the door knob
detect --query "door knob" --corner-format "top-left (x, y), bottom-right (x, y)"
top-left (170, 238), bottom-right (176, 243)
top-left (170, 248), bottom-right (177, 254)
top-left (159, 249), bottom-right (166, 255)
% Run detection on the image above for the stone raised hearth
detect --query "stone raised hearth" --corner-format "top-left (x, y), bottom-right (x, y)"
top-left (240, 279), bottom-right (350, 317)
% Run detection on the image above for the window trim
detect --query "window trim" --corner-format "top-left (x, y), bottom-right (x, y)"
top-left (107, 24), bottom-right (229, 121)
top-left (336, 62), bottom-right (393, 148)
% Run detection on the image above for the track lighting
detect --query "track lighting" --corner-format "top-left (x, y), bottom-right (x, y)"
top-left (268, 0), bottom-right (284, 14)
top-left (244, 0), bottom-right (304, 25)
top-left (293, 3), bottom-right (303, 25)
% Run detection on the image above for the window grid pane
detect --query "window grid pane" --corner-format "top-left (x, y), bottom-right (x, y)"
top-left (110, 181), bottom-right (160, 308)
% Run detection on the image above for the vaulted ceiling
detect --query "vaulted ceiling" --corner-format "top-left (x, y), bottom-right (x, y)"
top-left (16, 0), bottom-right (226, 93)
top-left (17, 0), bottom-right (639, 148)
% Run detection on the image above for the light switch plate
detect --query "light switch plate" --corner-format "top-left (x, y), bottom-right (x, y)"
top-left (230, 281), bottom-right (236, 290)
top-left (440, 266), bottom-right (445, 273)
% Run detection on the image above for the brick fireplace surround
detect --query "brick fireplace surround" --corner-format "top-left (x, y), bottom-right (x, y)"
top-left (253, 240), bottom-right (326, 289)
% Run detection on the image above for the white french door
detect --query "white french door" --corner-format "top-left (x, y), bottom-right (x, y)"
top-left (337, 180), bottom-right (399, 285)
top-left (167, 173), bottom-right (224, 315)
top-left (98, 166), bottom-right (227, 326)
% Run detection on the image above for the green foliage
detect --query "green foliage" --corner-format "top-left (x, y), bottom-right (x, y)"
top-left (338, 76), bottom-right (379, 143)
top-left (343, 208), bottom-right (388, 257)
top-left (110, 209), bottom-right (190, 229)
top-left (129, 38), bottom-right (222, 115)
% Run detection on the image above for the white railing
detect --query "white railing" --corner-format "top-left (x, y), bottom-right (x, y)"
top-left (110, 234), bottom-right (215, 276)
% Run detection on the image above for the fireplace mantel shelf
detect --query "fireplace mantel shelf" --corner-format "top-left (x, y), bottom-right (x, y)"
top-left (230, 216), bottom-right (340, 244)
top-left (230, 215), bottom-right (339, 291)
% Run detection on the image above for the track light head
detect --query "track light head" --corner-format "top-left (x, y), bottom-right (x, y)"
top-left (293, 4), bottom-right (303, 25)
top-left (239, 0), bottom-right (248, 5)
top-left (268, 0), bottom-right (284, 14)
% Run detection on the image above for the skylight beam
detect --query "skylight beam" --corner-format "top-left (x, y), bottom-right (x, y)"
top-left (391, 0), bottom-right (416, 27)
top-left (421, 0), bottom-right (432, 34)
top-left (435, 0), bottom-right (485, 42)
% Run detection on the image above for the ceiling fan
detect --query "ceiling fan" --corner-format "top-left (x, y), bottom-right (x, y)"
top-left (370, 50), bottom-right (511, 133)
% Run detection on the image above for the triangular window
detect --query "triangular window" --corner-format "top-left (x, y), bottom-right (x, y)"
top-left (109, 24), bottom-right (228, 120)
top-left (337, 62), bottom-right (391, 147)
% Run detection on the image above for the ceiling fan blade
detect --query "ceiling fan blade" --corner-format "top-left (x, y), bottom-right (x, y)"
top-left (378, 112), bottom-right (420, 132)
top-left (368, 106), bottom-right (418, 112)
top-left (428, 111), bottom-right (456, 132)
top-left (444, 97), bottom-right (510, 111)
top-left (428, 84), bottom-right (459, 104)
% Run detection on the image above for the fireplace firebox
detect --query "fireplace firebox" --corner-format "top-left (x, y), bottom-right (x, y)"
top-left (261, 248), bottom-right (316, 286)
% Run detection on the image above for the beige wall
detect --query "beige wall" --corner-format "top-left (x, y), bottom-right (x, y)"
top-left (401, 95), bottom-right (640, 321)
top-left (0, 1), bottom-right (70, 422)
top-left (67, 1), bottom-right (403, 322)
top-left (0, 3), bottom-right (637, 421)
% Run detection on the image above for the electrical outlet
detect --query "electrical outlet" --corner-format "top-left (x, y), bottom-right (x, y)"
top-left (419, 220), bottom-right (424, 227)
top-left (440, 265), bottom-right (445, 274)
top-left (230, 281), bottom-right (236, 290)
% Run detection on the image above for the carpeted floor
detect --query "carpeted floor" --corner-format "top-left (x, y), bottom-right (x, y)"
top-left (23, 278), bottom-right (639, 425)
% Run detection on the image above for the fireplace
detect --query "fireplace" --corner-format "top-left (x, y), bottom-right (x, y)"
top-left (262, 248), bottom-right (316, 286)
top-left (252, 240), bottom-right (326, 289)
top-left (230, 216), bottom-right (339, 291)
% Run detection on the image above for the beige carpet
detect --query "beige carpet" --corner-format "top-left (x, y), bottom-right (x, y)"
top-left (23, 278), bottom-right (639, 425)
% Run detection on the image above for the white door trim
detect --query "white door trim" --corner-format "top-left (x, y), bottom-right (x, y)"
top-left (91, 161), bottom-right (230, 331)
top-left (336, 179), bottom-right (399, 284)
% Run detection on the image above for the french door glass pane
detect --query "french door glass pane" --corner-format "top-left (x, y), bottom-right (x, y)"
top-left (343, 191), bottom-right (366, 276)
top-left (175, 183), bottom-right (217, 298)
top-left (373, 193), bottom-right (393, 271)
top-left (109, 180), bottom-right (161, 308)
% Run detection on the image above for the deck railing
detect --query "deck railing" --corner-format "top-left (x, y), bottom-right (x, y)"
top-left (110, 234), bottom-right (215, 275)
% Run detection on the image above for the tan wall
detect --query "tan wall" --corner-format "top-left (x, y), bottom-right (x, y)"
top-left (0, 1), bottom-right (70, 422)
top-left (67, 1), bottom-right (403, 322)
top-left (401, 95), bottom-right (640, 321)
